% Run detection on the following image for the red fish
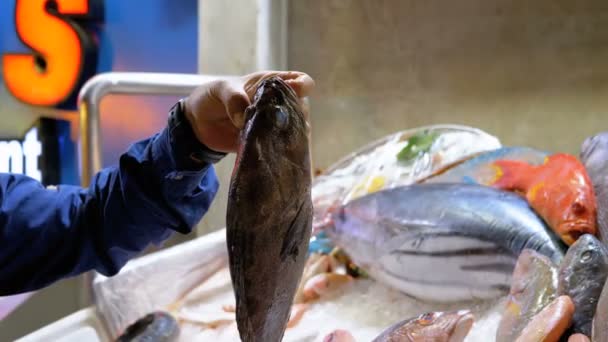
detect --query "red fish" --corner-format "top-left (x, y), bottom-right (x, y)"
top-left (490, 153), bottom-right (597, 245)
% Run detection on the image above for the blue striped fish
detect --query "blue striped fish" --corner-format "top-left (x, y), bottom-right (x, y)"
top-left (421, 146), bottom-right (549, 185)
top-left (326, 183), bottom-right (566, 303)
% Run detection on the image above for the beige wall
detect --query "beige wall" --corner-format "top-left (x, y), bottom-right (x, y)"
top-left (195, 0), bottom-right (288, 235)
top-left (288, 0), bottom-right (608, 170)
top-left (198, 0), bottom-right (608, 233)
top-left (195, 0), bottom-right (259, 236)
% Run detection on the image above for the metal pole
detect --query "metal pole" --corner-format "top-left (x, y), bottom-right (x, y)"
top-left (75, 72), bottom-right (236, 307)
top-left (77, 72), bottom-right (237, 187)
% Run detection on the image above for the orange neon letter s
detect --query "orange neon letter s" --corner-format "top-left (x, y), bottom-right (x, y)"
top-left (2, 0), bottom-right (103, 108)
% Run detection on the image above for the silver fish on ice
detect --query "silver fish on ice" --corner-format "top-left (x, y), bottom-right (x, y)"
top-left (326, 183), bottom-right (566, 302)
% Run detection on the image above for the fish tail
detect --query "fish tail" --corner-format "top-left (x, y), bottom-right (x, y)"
top-left (490, 160), bottom-right (532, 191)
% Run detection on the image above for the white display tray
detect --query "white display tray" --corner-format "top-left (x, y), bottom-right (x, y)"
top-left (17, 307), bottom-right (110, 342)
top-left (20, 229), bottom-right (503, 341)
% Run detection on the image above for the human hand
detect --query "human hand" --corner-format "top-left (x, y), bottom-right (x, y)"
top-left (184, 71), bottom-right (315, 153)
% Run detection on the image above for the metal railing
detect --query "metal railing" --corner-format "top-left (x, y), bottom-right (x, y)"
top-left (77, 72), bottom-right (238, 187)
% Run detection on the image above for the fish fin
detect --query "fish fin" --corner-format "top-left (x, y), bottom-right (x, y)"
top-left (490, 160), bottom-right (532, 191)
top-left (462, 176), bottom-right (478, 184)
top-left (281, 199), bottom-right (313, 261)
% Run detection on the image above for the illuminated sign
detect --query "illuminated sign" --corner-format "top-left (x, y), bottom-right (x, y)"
top-left (0, 127), bottom-right (42, 181)
top-left (1, 0), bottom-right (104, 110)
top-left (0, 118), bottom-right (78, 185)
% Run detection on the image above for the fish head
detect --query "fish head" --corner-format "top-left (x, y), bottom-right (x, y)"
top-left (379, 311), bottom-right (474, 342)
top-left (325, 197), bottom-right (385, 267)
top-left (243, 76), bottom-right (308, 144)
top-left (538, 155), bottom-right (597, 245)
top-left (561, 234), bottom-right (607, 281)
top-left (553, 185), bottom-right (596, 246)
top-left (237, 76), bottom-right (311, 194)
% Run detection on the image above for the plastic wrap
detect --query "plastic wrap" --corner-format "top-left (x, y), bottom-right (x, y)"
top-left (311, 125), bottom-right (501, 230)
top-left (92, 229), bottom-right (228, 338)
top-left (310, 125), bottom-right (502, 253)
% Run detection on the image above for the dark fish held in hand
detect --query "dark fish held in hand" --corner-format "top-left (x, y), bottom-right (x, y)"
top-left (326, 183), bottom-right (566, 303)
top-left (558, 234), bottom-right (608, 336)
top-left (226, 77), bottom-right (312, 342)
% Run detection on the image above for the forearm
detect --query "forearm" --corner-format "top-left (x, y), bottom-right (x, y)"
top-left (0, 101), bottom-right (224, 295)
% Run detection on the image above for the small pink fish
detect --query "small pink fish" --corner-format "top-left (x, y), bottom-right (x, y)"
top-left (372, 311), bottom-right (474, 342)
top-left (323, 329), bottom-right (357, 342)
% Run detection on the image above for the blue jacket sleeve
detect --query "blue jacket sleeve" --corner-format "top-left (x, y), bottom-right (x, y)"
top-left (0, 122), bottom-right (220, 295)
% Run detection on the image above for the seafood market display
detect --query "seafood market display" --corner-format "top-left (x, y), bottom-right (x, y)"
top-left (226, 77), bottom-right (312, 341)
top-left (94, 123), bottom-right (608, 342)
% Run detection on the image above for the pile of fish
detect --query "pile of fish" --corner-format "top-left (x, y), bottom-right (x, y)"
top-left (113, 80), bottom-right (608, 342)
top-left (306, 129), bottom-right (608, 341)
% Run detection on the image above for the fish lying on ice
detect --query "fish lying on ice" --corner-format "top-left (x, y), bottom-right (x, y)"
top-left (115, 311), bottom-right (179, 342)
top-left (580, 132), bottom-right (608, 246)
top-left (226, 77), bottom-right (312, 341)
top-left (421, 146), bottom-right (549, 185)
top-left (558, 234), bottom-right (608, 336)
top-left (372, 310), bottom-right (474, 342)
top-left (325, 183), bottom-right (566, 302)
top-left (496, 249), bottom-right (559, 342)
top-left (489, 153), bottom-right (597, 246)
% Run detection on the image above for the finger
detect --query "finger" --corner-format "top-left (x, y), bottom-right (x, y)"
top-left (273, 71), bottom-right (315, 98)
top-left (244, 71), bottom-right (315, 98)
top-left (217, 81), bottom-right (251, 129)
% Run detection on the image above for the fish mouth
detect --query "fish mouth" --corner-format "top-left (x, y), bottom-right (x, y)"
top-left (448, 311), bottom-right (475, 342)
top-left (559, 220), bottom-right (594, 245)
top-left (254, 77), bottom-right (298, 106)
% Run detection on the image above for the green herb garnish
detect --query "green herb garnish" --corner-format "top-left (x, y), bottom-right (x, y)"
top-left (396, 131), bottom-right (439, 162)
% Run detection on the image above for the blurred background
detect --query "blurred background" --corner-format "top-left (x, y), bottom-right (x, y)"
top-left (1, 0), bottom-right (607, 339)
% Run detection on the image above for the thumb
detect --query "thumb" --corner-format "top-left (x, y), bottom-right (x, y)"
top-left (217, 81), bottom-right (250, 129)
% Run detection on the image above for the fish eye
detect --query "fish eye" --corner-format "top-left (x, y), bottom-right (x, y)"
top-left (571, 202), bottom-right (586, 215)
top-left (581, 250), bottom-right (593, 263)
top-left (418, 313), bottom-right (435, 325)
